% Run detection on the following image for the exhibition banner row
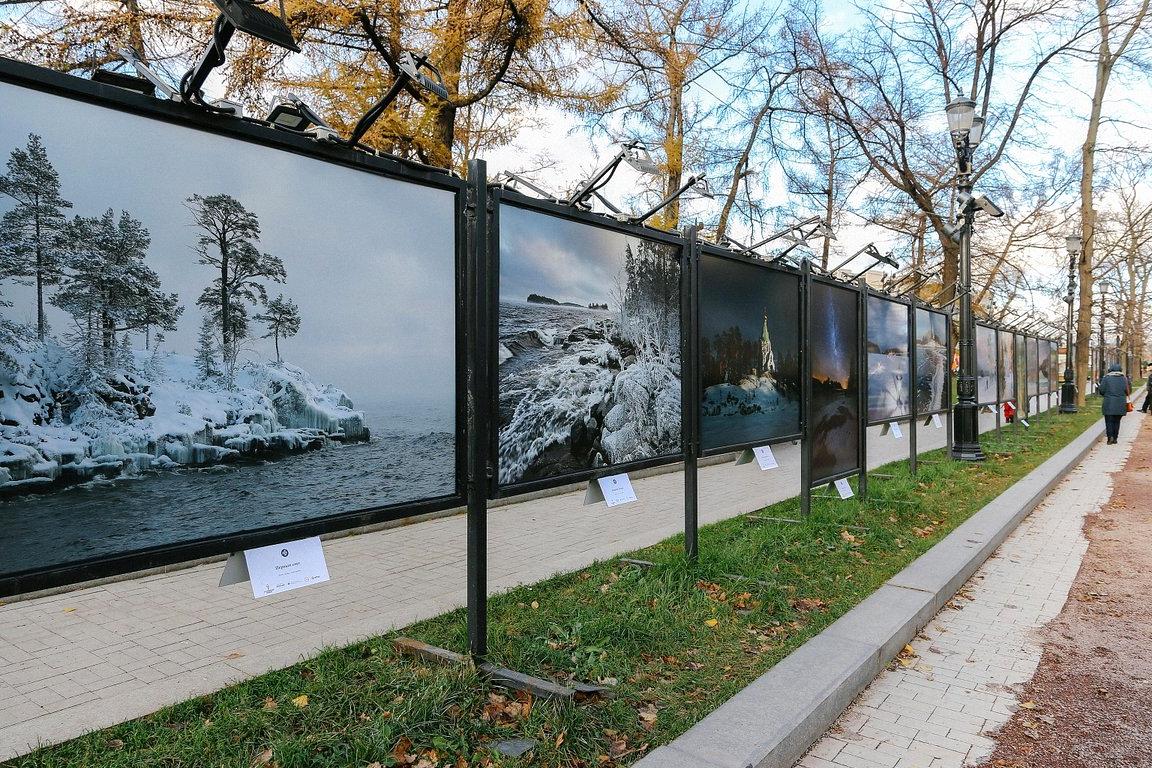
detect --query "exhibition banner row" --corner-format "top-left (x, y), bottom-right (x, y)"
top-left (0, 59), bottom-right (1060, 596)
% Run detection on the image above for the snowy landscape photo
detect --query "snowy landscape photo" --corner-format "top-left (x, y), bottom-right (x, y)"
top-left (976, 324), bottom-right (997, 405)
top-left (497, 205), bottom-right (681, 486)
top-left (698, 255), bottom-right (800, 451)
top-left (1027, 337), bottom-right (1040, 398)
top-left (1015, 334), bottom-right (1028, 411)
top-left (915, 308), bottom-right (949, 414)
top-left (809, 281), bottom-right (860, 483)
top-left (866, 296), bottom-right (910, 423)
top-left (999, 329), bottom-right (1015, 403)
top-left (0, 81), bottom-right (457, 576)
top-left (1038, 338), bottom-right (1052, 393)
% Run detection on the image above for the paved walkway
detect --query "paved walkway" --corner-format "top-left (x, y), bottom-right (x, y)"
top-left (0, 408), bottom-right (1019, 759)
top-left (795, 408), bottom-right (1139, 768)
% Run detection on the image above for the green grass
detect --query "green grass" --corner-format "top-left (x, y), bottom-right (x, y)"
top-left (7, 401), bottom-right (1107, 768)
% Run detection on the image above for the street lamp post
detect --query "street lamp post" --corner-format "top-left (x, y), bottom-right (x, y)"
top-left (946, 97), bottom-right (986, 461)
top-left (1060, 235), bottom-right (1081, 413)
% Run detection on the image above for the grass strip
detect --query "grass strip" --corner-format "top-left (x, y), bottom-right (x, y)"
top-left (7, 400), bottom-right (1110, 768)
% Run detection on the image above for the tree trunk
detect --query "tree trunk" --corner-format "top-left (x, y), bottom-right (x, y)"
top-left (220, 241), bottom-right (230, 361)
top-left (34, 198), bottom-right (45, 340)
top-left (274, 332), bottom-right (281, 364)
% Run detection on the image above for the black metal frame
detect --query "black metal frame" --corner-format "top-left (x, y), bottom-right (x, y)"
top-left (0, 58), bottom-right (470, 598)
top-left (997, 326), bottom-right (1016, 406)
top-left (974, 322), bottom-right (999, 408)
top-left (863, 289), bottom-right (914, 428)
top-left (803, 270), bottom-right (867, 495)
top-left (486, 188), bottom-right (689, 499)
top-left (695, 243), bottom-right (804, 457)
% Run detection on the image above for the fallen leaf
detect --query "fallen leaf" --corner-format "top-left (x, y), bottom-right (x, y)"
top-left (63, 607), bottom-right (76, 613)
top-left (261, 697), bottom-right (277, 711)
top-left (555, 731), bottom-right (566, 747)
top-left (840, 530), bottom-right (857, 544)
top-left (250, 748), bottom-right (274, 767)
top-left (704, 618), bottom-right (718, 628)
top-left (531, 601), bottom-right (539, 609)
top-left (1020, 700), bottom-right (1037, 710)
top-left (637, 703), bottom-right (658, 731)
top-left (392, 736), bottom-right (413, 763)
top-left (106, 739), bottom-right (125, 751)
top-left (225, 651), bottom-right (245, 660)
top-left (291, 695), bottom-right (309, 709)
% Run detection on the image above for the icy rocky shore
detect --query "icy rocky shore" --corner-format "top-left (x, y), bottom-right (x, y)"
top-left (498, 316), bottom-right (681, 484)
top-left (0, 343), bottom-right (367, 496)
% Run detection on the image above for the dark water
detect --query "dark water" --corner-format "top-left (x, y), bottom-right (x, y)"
top-left (0, 402), bottom-right (455, 576)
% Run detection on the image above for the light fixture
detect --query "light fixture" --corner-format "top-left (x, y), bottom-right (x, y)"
top-left (346, 51), bottom-right (448, 147)
top-left (116, 47), bottom-right (181, 101)
top-left (265, 93), bottom-right (339, 140)
top-left (181, 0), bottom-right (300, 112)
top-left (969, 115), bottom-right (985, 147)
top-left (1066, 234), bottom-right (1082, 255)
top-left (92, 68), bottom-right (156, 96)
top-left (942, 219), bottom-right (964, 243)
top-left (945, 97), bottom-right (976, 133)
top-left (623, 145), bottom-right (662, 175)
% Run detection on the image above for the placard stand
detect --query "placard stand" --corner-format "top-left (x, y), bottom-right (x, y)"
top-left (218, 552), bottom-right (249, 587)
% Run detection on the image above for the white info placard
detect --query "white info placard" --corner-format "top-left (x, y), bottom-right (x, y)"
top-left (931, 413), bottom-right (943, 429)
top-left (1020, 418), bottom-right (1031, 427)
top-left (890, 422), bottom-right (903, 439)
top-left (597, 473), bottom-right (638, 507)
top-left (833, 477), bottom-right (855, 499)
top-left (244, 537), bottom-right (330, 598)
top-left (752, 444), bottom-right (779, 470)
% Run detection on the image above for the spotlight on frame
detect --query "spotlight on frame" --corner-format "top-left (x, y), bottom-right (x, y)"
top-left (265, 93), bottom-right (339, 141)
top-left (181, 0), bottom-right (301, 112)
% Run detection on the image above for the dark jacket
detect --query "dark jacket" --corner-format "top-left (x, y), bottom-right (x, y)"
top-left (1099, 371), bottom-right (1131, 416)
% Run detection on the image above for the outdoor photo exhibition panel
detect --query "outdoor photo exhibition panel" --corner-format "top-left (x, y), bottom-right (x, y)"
top-left (914, 307), bottom-right (951, 416)
top-left (492, 195), bottom-right (685, 496)
top-left (865, 295), bottom-right (912, 425)
top-left (1038, 337), bottom-right (1052, 396)
top-left (0, 61), bottom-right (466, 596)
top-left (1027, 336), bottom-right (1041, 402)
top-left (698, 249), bottom-right (801, 454)
top-left (976, 323), bottom-right (998, 406)
top-left (1015, 334), bottom-right (1029, 413)
top-left (807, 278), bottom-right (862, 486)
top-left (999, 329), bottom-right (1015, 405)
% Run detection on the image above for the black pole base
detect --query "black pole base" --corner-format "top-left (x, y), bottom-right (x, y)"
top-left (1059, 381), bottom-right (1078, 414)
top-left (950, 403), bottom-right (985, 462)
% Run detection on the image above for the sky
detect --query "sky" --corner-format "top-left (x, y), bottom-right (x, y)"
top-left (866, 296), bottom-right (909, 356)
top-left (698, 254), bottom-right (799, 362)
top-left (0, 79), bottom-right (457, 409)
top-left (810, 281), bottom-right (856, 388)
top-left (499, 203), bottom-right (678, 308)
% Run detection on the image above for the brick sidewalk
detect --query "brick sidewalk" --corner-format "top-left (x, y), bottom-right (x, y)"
top-left (0, 411), bottom-right (1008, 758)
top-left (795, 410), bottom-right (1140, 768)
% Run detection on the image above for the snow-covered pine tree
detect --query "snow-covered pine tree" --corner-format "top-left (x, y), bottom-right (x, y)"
top-left (0, 133), bottom-right (73, 340)
top-left (144, 332), bottom-right (167, 381)
top-left (187, 194), bottom-right (286, 377)
top-left (53, 209), bottom-right (182, 368)
top-left (195, 315), bottom-right (219, 381)
top-left (117, 333), bottom-right (135, 373)
top-left (255, 294), bottom-right (301, 363)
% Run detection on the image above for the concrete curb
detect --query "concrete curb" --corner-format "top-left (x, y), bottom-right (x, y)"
top-left (636, 416), bottom-right (1106, 768)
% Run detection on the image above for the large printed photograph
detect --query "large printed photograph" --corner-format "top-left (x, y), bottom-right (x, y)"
top-left (976, 324), bottom-right (997, 405)
top-left (698, 255), bottom-right (800, 451)
top-left (497, 205), bottom-right (681, 487)
top-left (866, 296), bottom-right (910, 422)
top-left (0, 81), bottom-right (458, 577)
top-left (1015, 334), bottom-right (1028, 409)
top-left (915, 308), bottom-right (949, 414)
top-left (1038, 338), bottom-right (1052, 393)
top-left (1027, 337), bottom-right (1040, 398)
top-left (809, 281), bottom-right (860, 482)
top-left (998, 329), bottom-right (1015, 403)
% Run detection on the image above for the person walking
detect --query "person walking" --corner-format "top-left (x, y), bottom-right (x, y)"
top-left (1100, 363), bottom-right (1131, 444)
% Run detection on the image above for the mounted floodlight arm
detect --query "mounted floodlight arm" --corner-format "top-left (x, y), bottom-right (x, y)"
top-left (495, 172), bottom-right (560, 202)
top-left (562, 141), bottom-right (644, 208)
top-left (743, 215), bottom-right (821, 256)
top-left (774, 218), bottom-right (836, 264)
top-left (924, 280), bottom-right (959, 306)
top-left (849, 249), bottom-right (899, 280)
top-left (829, 243), bottom-right (877, 275)
top-left (628, 174), bottom-right (707, 225)
top-left (900, 272), bottom-right (935, 298)
top-left (119, 48), bottom-right (180, 100)
top-left (346, 51), bottom-right (447, 147)
top-left (181, 0), bottom-right (301, 111)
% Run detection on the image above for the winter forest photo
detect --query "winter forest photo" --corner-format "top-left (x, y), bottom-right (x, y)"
top-left (1027, 337), bottom-right (1040, 399)
top-left (497, 205), bottom-right (681, 486)
top-left (976, 324), bottom-right (997, 405)
top-left (0, 81), bottom-right (457, 576)
top-left (915, 308), bottom-right (949, 414)
top-left (698, 256), bottom-right (800, 451)
top-left (999, 330), bottom-right (1015, 403)
top-left (1015, 334), bottom-right (1028, 410)
top-left (809, 282), bottom-right (859, 483)
top-left (866, 296), bottom-right (910, 423)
